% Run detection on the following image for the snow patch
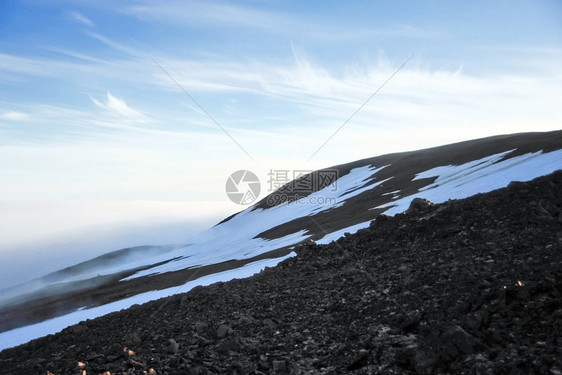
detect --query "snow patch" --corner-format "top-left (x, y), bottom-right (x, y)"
top-left (315, 220), bottom-right (372, 244)
top-left (376, 149), bottom-right (562, 215)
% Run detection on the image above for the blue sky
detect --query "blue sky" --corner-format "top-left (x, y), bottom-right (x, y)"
top-left (0, 0), bottom-right (561, 287)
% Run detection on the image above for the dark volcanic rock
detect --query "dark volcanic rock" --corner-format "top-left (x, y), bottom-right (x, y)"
top-left (414, 323), bottom-right (483, 374)
top-left (167, 338), bottom-right (180, 354)
top-left (406, 197), bottom-right (434, 214)
top-left (1, 171), bottom-right (562, 374)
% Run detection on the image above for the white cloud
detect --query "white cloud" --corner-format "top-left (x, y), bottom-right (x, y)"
top-left (91, 92), bottom-right (147, 120)
top-left (2, 34), bottom-right (558, 144)
top-left (0, 111), bottom-right (28, 121)
top-left (68, 11), bottom-right (95, 27)
top-left (2, 46), bottom-right (560, 157)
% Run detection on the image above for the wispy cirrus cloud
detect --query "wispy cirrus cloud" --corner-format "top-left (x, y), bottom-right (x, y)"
top-left (68, 11), bottom-right (95, 27)
top-left (1, 25), bottom-right (560, 164)
top-left (2, 42), bottom-right (560, 147)
top-left (150, 50), bottom-right (562, 126)
top-left (91, 92), bottom-right (148, 120)
top-left (122, 0), bottom-right (441, 42)
top-left (126, 1), bottom-right (284, 30)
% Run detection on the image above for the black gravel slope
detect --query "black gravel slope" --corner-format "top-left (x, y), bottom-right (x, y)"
top-left (1, 171), bottom-right (561, 375)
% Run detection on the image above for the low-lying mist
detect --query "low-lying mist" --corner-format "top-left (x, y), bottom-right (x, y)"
top-left (0, 200), bottom-right (233, 291)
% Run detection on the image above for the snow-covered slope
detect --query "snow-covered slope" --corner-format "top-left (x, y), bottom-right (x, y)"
top-left (1, 130), bottom-right (561, 351)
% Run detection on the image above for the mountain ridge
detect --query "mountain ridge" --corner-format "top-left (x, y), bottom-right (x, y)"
top-left (1, 168), bottom-right (560, 374)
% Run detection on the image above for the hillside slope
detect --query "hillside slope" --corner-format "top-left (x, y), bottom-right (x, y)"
top-left (1, 170), bottom-right (560, 374)
top-left (1, 130), bottom-right (561, 350)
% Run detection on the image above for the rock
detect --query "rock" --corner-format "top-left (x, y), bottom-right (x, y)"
top-left (406, 198), bottom-right (434, 214)
top-left (71, 324), bottom-right (88, 334)
top-left (125, 331), bottom-right (142, 345)
top-left (347, 349), bottom-right (370, 370)
top-left (462, 353), bottom-right (493, 374)
top-left (311, 357), bottom-right (325, 368)
top-left (237, 315), bottom-right (255, 325)
top-left (216, 324), bottom-right (231, 338)
top-left (216, 338), bottom-right (241, 353)
top-left (415, 323), bottom-right (483, 373)
top-left (464, 309), bottom-right (488, 331)
top-left (414, 348), bottom-right (438, 375)
top-left (393, 335), bottom-right (418, 368)
top-left (127, 357), bottom-right (145, 369)
top-left (442, 325), bottom-right (481, 357)
top-left (399, 311), bottom-right (422, 332)
top-left (506, 283), bottom-right (530, 302)
top-left (193, 333), bottom-right (211, 346)
top-left (168, 338), bottom-right (180, 354)
top-left (188, 366), bottom-right (205, 375)
top-left (194, 322), bottom-right (208, 333)
top-left (109, 343), bottom-right (122, 355)
top-left (87, 353), bottom-right (106, 365)
top-left (272, 359), bottom-right (287, 373)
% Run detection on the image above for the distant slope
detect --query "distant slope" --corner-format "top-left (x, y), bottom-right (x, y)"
top-left (254, 130), bottom-right (562, 241)
top-left (0, 245), bottom-right (182, 309)
top-left (0, 130), bottom-right (561, 351)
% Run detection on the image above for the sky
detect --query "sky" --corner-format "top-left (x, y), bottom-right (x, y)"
top-left (0, 0), bottom-right (561, 288)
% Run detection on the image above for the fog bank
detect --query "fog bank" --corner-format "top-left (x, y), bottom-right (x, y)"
top-left (0, 200), bottom-right (234, 290)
